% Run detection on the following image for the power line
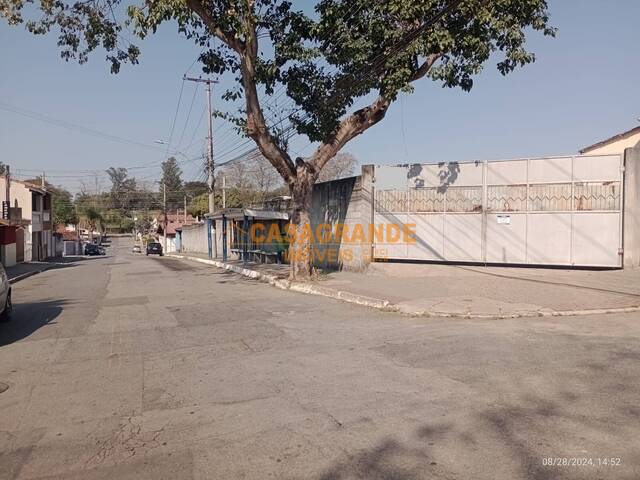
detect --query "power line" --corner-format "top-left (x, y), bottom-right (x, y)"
top-left (163, 77), bottom-right (186, 157)
top-left (0, 101), bottom-right (165, 152)
top-left (175, 82), bottom-right (199, 152)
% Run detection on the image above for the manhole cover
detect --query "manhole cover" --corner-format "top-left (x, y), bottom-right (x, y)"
top-left (0, 382), bottom-right (9, 394)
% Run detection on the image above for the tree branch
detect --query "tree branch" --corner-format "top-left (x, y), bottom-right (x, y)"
top-left (310, 97), bottom-right (391, 175)
top-left (240, 5), bottom-right (296, 183)
top-left (410, 53), bottom-right (440, 81)
top-left (185, 0), bottom-right (243, 54)
top-left (310, 54), bottom-right (440, 175)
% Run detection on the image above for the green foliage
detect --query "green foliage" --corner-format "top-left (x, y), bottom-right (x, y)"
top-left (51, 186), bottom-right (77, 227)
top-left (184, 181), bottom-right (208, 198)
top-left (187, 193), bottom-right (209, 218)
top-left (106, 167), bottom-right (138, 212)
top-left (161, 157), bottom-right (184, 209)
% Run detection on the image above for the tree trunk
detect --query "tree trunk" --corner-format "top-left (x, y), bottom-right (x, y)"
top-left (288, 172), bottom-right (315, 280)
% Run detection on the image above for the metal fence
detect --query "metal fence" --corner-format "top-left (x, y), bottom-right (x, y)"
top-left (374, 154), bottom-right (624, 267)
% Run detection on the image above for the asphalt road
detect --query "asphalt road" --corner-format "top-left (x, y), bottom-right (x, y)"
top-left (0, 238), bottom-right (639, 479)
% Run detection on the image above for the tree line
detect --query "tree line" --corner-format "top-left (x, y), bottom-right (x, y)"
top-left (44, 153), bottom-right (357, 233)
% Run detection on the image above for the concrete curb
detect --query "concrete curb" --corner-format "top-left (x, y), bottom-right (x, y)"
top-left (167, 254), bottom-right (640, 319)
top-left (9, 268), bottom-right (49, 285)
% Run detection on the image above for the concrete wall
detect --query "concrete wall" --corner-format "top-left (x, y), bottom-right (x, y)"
top-left (159, 235), bottom-right (177, 253)
top-left (310, 165), bottom-right (374, 272)
top-left (181, 223), bottom-right (209, 254)
top-left (624, 148), bottom-right (640, 268)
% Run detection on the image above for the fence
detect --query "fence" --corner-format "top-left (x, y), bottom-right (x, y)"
top-left (374, 154), bottom-right (624, 267)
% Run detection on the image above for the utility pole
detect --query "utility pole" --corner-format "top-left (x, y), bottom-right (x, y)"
top-left (163, 182), bottom-right (167, 254)
top-left (184, 75), bottom-right (218, 259)
top-left (4, 165), bottom-right (10, 220)
top-left (222, 176), bottom-right (226, 209)
top-left (183, 75), bottom-right (218, 214)
top-left (183, 195), bottom-right (187, 223)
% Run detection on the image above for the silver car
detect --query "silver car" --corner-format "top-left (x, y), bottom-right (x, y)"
top-left (0, 264), bottom-right (12, 322)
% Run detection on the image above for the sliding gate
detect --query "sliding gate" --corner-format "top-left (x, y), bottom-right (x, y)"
top-left (373, 154), bottom-right (624, 267)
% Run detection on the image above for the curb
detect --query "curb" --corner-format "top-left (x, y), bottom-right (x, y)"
top-left (9, 268), bottom-right (48, 285)
top-left (167, 254), bottom-right (394, 310)
top-left (166, 254), bottom-right (640, 319)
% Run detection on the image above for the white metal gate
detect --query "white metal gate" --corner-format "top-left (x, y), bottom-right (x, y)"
top-left (373, 154), bottom-right (624, 267)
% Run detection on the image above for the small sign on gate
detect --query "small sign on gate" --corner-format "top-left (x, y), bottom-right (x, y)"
top-left (497, 215), bottom-right (511, 225)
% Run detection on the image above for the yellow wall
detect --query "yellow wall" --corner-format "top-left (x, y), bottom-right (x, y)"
top-left (583, 131), bottom-right (640, 155)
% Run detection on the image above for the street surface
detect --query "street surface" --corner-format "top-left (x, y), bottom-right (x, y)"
top-left (1, 238), bottom-right (639, 479)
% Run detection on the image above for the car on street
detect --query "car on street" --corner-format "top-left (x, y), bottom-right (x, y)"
top-left (0, 263), bottom-right (12, 322)
top-left (132, 245), bottom-right (142, 254)
top-left (146, 242), bottom-right (163, 256)
top-left (84, 243), bottom-right (104, 256)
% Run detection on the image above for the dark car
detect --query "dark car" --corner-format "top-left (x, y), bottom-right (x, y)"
top-left (146, 242), bottom-right (163, 256)
top-left (84, 243), bottom-right (103, 256)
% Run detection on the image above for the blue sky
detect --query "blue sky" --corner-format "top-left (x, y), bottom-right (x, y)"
top-left (1, 0), bottom-right (639, 193)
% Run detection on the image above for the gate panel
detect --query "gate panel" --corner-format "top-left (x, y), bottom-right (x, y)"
top-left (409, 214), bottom-right (444, 260)
top-left (526, 213), bottom-right (572, 264)
top-left (444, 214), bottom-right (483, 262)
top-left (373, 154), bottom-right (623, 267)
top-left (572, 213), bottom-right (621, 266)
top-left (485, 213), bottom-right (527, 263)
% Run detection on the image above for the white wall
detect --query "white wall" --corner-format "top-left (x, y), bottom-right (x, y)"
top-left (1, 244), bottom-right (17, 267)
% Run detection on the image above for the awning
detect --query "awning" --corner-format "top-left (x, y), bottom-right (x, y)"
top-left (206, 208), bottom-right (289, 221)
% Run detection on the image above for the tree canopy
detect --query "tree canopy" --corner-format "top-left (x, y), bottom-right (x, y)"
top-left (160, 157), bottom-right (184, 209)
top-left (2, 0), bottom-right (555, 277)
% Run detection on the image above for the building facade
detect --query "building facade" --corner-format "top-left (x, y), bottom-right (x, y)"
top-left (0, 176), bottom-right (53, 264)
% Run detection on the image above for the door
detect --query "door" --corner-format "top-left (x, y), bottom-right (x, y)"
top-left (15, 228), bottom-right (24, 263)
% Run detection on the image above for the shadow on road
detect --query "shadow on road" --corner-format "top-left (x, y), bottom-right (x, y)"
top-left (0, 299), bottom-right (69, 346)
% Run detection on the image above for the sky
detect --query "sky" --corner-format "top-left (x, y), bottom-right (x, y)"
top-left (1, 0), bottom-right (639, 193)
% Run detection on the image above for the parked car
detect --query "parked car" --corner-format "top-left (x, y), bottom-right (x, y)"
top-left (0, 263), bottom-right (12, 322)
top-left (146, 242), bottom-right (163, 256)
top-left (132, 245), bottom-right (142, 254)
top-left (84, 243), bottom-right (104, 256)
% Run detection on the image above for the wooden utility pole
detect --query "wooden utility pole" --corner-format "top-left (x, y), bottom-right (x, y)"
top-left (183, 75), bottom-right (218, 215)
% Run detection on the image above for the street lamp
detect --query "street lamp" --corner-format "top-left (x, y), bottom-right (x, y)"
top-left (154, 140), bottom-right (191, 161)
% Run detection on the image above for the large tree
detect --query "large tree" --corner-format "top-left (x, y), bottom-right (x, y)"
top-left (160, 157), bottom-right (184, 210)
top-left (106, 167), bottom-right (137, 212)
top-left (2, 0), bottom-right (554, 278)
top-left (51, 186), bottom-right (78, 227)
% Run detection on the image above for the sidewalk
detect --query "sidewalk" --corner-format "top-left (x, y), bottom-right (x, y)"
top-left (168, 253), bottom-right (640, 318)
top-left (322, 263), bottom-right (640, 317)
top-left (5, 257), bottom-right (79, 284)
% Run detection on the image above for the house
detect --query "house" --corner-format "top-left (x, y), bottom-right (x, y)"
top-left (155, 211), bottom-right (198, 253)
top-left (580, 125), bottom-right (640, 155)
top-left (0, 176), bottom-right (54, 263)
top-left (56, 226), bottom-right (82, 256)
